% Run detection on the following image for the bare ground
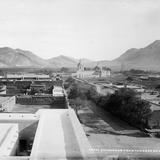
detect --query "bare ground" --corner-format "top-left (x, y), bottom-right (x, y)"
top-left (78, 101), bottom-right (160, 158)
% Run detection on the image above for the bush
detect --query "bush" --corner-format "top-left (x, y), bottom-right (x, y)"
top-left (155, 133), bottom-right (160, 138)
top-left (103, 88), bottom-right (151, 128)
top-left (68, 83), bottom-right (79, 99)
top-left (67, 78), bottom-right (99, 101)
top-left (65, 77), bottom-right (152, 129)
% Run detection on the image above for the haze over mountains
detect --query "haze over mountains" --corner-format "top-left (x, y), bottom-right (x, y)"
top-left (0, 40), bottom-right (160, 71)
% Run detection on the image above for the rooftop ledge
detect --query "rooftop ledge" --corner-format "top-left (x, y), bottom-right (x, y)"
top-left (0, 109), bottom-right (96, 159)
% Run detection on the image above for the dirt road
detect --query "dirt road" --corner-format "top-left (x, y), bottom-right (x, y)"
top-left (79, 101), bottom-right (160, 158)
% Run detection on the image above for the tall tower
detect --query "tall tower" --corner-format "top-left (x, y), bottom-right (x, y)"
top-left (77, 60), bottom-right (84, 71)
top-left (77, 60), bottom-right (84, 78)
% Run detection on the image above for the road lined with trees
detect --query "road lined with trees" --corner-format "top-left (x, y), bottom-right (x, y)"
top-left (65, 77), bottom-right (151, 130)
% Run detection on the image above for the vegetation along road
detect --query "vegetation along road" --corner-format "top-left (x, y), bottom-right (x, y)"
top-left (79, 101), bottom-right (160, 158)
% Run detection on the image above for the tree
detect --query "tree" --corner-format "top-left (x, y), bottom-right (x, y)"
top-left (86, 86), bottom-right (100, 103)
top-left (68, 83), bottom-right (79, 99)
top-left (104, 88), bottom-right (151, 128)
top-left (156, 84), bottom-right (160, 90)
top-left (60, 67), bottom-right (69, 73)
top-left (126, 76), bottom-right (133, 82)
top-left (65, 77), bottom-right (75, 84)
top-left (28, 88), bottom-right (37, 95)
top-left (69, 98), bottom-right (84, 123)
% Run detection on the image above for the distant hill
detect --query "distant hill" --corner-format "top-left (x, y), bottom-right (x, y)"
top-left (86, 40), bottom-right (160, 71)
top-left (48, 55), bottom-right (92, 68)
top-left (0, 47), bottom-right (49, 67)
top-left (1, 40), bottom-right (160, 71)
top-left (48, 55), bottom-right (78, 68)
top-left (113, 40), bottom-right (160, 71)
top-left (0, 48), bottom-right (93, 68)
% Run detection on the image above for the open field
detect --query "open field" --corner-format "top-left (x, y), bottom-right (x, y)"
top-left (79, 101), bottom-right (160, 158)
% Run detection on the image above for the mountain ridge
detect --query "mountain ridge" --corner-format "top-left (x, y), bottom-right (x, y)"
top-left (0, 40), bottom-right (160, 71)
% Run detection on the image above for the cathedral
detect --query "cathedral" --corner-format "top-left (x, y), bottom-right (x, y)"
top-left (75, 60), bottom-right (111, 78)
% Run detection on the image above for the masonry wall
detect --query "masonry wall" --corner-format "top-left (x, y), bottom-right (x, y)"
top-left (3, 80), bottom-right (54, 95)
top-left (16, 95), bottom-right (66, 106)
top-left (6, 86), bottom-right (24, 95)
top-left (16, 95), bottom-right (54, 105)
top-left (15, 81), bottom-right (31, 89)
top-left (34, 81), bottom-right (53, 89)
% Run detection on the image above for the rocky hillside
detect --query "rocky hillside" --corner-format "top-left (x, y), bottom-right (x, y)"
top-left (113, 40), bottom-right (160, 71)
top-left (0, 47), bottom-right (49, 67)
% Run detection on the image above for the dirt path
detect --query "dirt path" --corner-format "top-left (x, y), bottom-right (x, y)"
top-left (78, 101), bottom-right (160, 158)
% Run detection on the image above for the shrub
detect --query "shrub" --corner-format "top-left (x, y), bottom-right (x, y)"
top-left (104, 88), bottom-right (151, 128)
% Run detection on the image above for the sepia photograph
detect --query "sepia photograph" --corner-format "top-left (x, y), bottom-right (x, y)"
top-left (0, 0), bottom-right (160, 159)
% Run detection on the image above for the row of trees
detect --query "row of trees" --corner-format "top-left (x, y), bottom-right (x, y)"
top-left (65, 77), bottom-right (97, 122)
top-left (65, 77), bottom-right (152, 129)
top-left (99, 88), bottom-right (151, 129)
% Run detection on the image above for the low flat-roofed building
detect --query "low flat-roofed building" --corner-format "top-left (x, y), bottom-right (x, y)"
top-left (0, 109), bottom-right (95, 159)
top-left (30, 84), bottom-right (46, 91)
top-left (0, 113), bottom-right (39, 132)
top-left (0, 123), bottom-right (18, 156)
top-left (4, 74), bottom-right (50, 81)
top-left (52, 86), bottom-right (64, 97)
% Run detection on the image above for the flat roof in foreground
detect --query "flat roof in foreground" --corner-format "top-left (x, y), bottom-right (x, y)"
top-left (31, 109), bottom-right (95, 160)
top-left (0, 123), bottom-right (18, 156)
top-left (0, 109), bottom-right (96, 159)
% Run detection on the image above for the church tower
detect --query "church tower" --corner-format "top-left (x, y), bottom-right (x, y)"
top-left (77, 60), bottom-right (84, 71)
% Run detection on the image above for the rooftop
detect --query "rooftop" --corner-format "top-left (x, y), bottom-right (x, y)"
top-left (31, 109), bottom-right (95, 159)
top-left (0, 113), bottom-right (39, 121)
top-left (0, 123), bottom-right (18, 156)
top-left (0, 109), bottom-right (95, 159)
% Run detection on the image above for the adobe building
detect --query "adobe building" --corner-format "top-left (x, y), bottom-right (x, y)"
top-left (3, 73), bottom-right (50, 81)
top-left (52, 86), bottom-right (64, 97)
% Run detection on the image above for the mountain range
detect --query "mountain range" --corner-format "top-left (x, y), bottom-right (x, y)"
top-left (0, 40), bottom-right (160, 71)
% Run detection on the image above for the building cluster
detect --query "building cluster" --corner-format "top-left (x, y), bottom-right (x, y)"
top-left (0, 73), bottom-right (94, 159)
top-left (0, 109), bottom-right (94, 159)
top-left (92, 80), bottom-right (160, 130)
top-left (74, 60), bottom-right (111, 78)
top-left (52, 86), bottom-right (64, 97)
top-left (0, 73), bottom-right (50, 81)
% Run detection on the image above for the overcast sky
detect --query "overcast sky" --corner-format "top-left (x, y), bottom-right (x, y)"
top-left (0, 0), bottom-right (160, 60)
